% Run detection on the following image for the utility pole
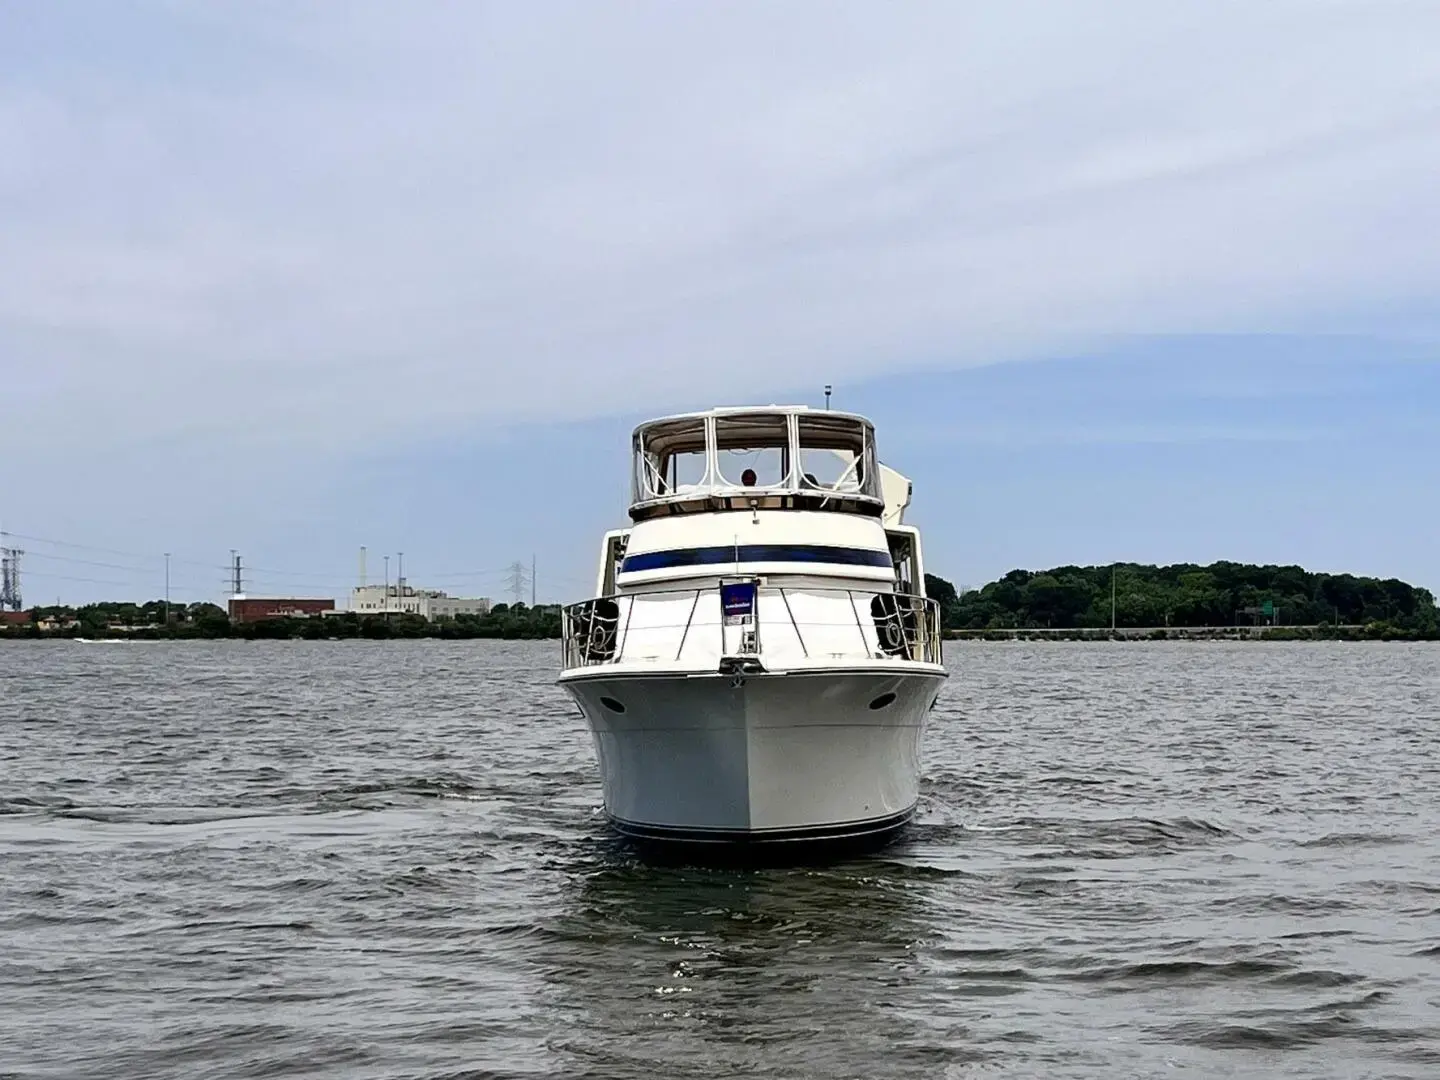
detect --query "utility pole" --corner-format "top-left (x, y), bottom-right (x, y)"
top-left (229, 551), bottom-right (243, 597)
top-left (1110, 564), bottom-right (1117, 631)
top-left (384, 555), bottom-right (390, 614)
top-left (398, 552), bottom-right (404, 597)
top-left (531, 553), bottom-right (536, 607)
top-left (164, 552), bottom-right (171, 624)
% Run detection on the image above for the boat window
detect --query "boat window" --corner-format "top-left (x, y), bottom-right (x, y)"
top-left (633, 418), bottom-right (709, 501)
top-left (796, 414), bottom-right (880, 499)
top-left (715, 413), bottom-right (792, 488)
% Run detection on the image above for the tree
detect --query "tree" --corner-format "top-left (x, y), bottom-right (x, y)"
top-left (929, 561), bottom-right (1440, 636)
top-left (924, 573), bottom-right (958, 608)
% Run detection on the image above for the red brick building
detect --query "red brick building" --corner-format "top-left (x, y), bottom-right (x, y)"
top-left (227, 597), bottom-right (335, 624)
top-left (0, 611), bottom-right (29, 627)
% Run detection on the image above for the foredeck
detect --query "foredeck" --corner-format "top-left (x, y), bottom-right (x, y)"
top-left (560, 582), bottom-right (943, 675)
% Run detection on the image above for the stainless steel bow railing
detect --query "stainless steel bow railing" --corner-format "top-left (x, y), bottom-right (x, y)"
top-left (560, 585), bottom-right (942, 670)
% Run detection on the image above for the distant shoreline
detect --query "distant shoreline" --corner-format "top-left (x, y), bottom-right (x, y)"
top-left (5, 627), bottom-right (1435, 644)
top-left (927, 562), bottom-right (1439, 641)
top-left (10, 560), bottom-right (1435, 643)
top-left (0, 605), bottom-right (561, 642)
top-left (0, 628), bottom-right (559, 643)
top-left (946, 624), bottom-right (1437, 642)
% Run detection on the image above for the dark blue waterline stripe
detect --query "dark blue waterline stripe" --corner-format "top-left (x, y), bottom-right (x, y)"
top-left (620, 544), bottom-right (892, 574)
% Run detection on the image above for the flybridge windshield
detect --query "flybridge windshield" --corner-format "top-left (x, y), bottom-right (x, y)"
top-left (633, 418), bottom-right (707, 498)
top-left (716, 413), bottom-right (790, 488)
top-left (797, 413), bottom-right (868, 494)
top-left (631, 410), bottom-right (881, 505)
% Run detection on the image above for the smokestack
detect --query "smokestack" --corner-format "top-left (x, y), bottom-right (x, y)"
top-left (359, 546), bottom-right (367, 588)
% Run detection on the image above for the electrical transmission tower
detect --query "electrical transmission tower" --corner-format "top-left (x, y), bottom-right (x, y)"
top-left (505, 560), bottom-right (531, 606)
top-left (0, 544), bottom-right (22, 611)
top-left (227, 551), bottom-right (245, 597)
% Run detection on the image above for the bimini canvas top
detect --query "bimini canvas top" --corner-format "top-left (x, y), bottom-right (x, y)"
top-left (629, 403), bottom-right (873, 440)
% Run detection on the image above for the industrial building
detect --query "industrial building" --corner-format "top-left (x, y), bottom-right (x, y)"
top-left (228, 596), bottom-right (336, 623)
top-left (350, 584), bottom-right (491, 620)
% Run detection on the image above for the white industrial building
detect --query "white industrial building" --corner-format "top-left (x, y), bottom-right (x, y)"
top-left (351, 584), bottom-right (491, 620)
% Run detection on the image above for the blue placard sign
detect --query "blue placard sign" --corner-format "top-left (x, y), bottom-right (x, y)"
top-left (720, 582), bottom-right (756, 623)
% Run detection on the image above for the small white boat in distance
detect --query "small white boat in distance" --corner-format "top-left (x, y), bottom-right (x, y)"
top-left (557, 405), bottom-right (947, 857)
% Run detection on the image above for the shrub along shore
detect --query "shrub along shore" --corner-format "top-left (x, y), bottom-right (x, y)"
top-left (946, 624), bottom-right (1430, 642)
top-left (925, 561), bottom-right (1438, 641)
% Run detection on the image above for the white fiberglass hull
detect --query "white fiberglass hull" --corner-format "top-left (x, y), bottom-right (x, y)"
top-left (560, 666), bottom-right (945, 850)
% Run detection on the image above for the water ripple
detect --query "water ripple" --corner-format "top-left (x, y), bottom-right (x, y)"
top-left (1, 639), bottom-right (1438, 1078)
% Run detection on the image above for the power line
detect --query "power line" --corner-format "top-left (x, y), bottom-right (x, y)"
top-left (21, 550), bottom-right (170, 574)
top-left (0, 527), bottom-right (568, 604)
top-left (237, 564), bottom-right (365, 582)
top-left (0, 530), bottom-right (219, 570)
top-left (243, 575), bottom-right (349, 590)
top-left (21, 569), bottom-right (190, 590)
top-left (26, 571), bottom-right (214, 591)
top-left (417, 567), bottom-right (513, 581)
top-left (2, 530), bottom-right (516, 585)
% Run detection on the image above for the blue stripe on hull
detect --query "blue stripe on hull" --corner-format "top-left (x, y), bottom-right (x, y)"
top-left (620, 543), bottom-right (892, 574)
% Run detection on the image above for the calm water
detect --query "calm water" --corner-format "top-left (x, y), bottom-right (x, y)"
top-left (2, 641), bottom-right (1438, 1079)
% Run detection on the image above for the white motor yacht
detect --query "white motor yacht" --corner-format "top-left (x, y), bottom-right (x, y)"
top-left (557, 405), bottom-right (947, 855)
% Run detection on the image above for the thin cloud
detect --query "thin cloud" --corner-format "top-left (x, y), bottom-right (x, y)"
top-left (3, 0), bottom-right (1439, 459)
top-left (904, 423), bottom-right (1332, 449)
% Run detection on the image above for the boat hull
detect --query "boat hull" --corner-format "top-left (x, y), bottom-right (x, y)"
top-left (559, 666), bottom-right (945, 857)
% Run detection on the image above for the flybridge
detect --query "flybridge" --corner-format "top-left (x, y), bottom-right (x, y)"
top-left (628, 405), bottom-right (891, 522)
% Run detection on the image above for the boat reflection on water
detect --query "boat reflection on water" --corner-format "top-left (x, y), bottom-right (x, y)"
top-left (533, 851), bottom-right (962, 1077)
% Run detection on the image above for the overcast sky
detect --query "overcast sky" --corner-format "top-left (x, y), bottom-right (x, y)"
top-left (4, 1), bottom-right (1439, 605)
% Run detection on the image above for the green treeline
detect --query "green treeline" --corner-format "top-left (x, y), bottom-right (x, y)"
top-left (925, 562), bottom-right (1439, 637)
top-left (1, 601), bottom-right (561, 640)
